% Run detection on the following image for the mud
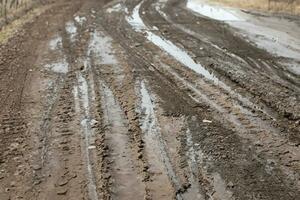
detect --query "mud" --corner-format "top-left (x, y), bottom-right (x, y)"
top-left (0, 0), bottom-right (299, 199)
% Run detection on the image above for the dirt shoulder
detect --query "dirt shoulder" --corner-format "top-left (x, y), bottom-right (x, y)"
top-left (204, 0), bottom-right (300, 16)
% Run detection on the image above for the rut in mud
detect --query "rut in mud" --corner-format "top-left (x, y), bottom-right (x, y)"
top-left (0, 0), bottom-right (299, 199)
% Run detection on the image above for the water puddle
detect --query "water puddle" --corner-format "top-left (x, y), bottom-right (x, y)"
top-left (229, 20), bottom-right (300, 60)
top-left (127, 2), bottom-right (217, 83)
top-left (138, 81), bottom-right (182, 199)
top-left (66, 21), bottom-right (77, 42)
top-left (126, 1), bottom-right (271, 117)
top-left (283, 62), bottom-right (300, 76)
top-left (186, 0), bottom-right (300, 60)
top-left (101, 82), bottom-right (145, 199)
top-left (106, 3), bottom-right (128, 13)
top-left (187, 0), bottom-right (242, 21)
top-left (88, 29), bottom-right (126, 86)
top-left (49, 35), bottom-right (62, 50)
top-left (211, 173), bottom-right (234, 200)
top-left (44, 59), bottom-right (69, 74)
top-left (88, 31), bottom-right (118, 65)
top-left (46, 34), bottom-right (68, 73)
top-left (185, 129), bottom-right (205, 200)
top-left (74, 16), bottom-right (86, 26)
top-left (78, 73), bottom-right (89, 112)
top-left (186, 123), bottom-right (233, 200)
top-left (127, 1), bottom-right (275, 119)
top-left (73, 86), bottom-right (80, 113)
top-left (154, 1), bottom-right (248, 66)
top-left (74, 72), bottom-right (98, 200)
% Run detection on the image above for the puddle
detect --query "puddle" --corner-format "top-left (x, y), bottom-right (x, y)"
top-left (74, 72), bottom-right (98, 200)
top-left (185, 129), bottom-right (205, 200)
top-left (47, 34), bottom-right (68, 74)
top-left (154, 2), bottom-right (248, 66)
top-left (88, 31), bottom-right (118, 65)
top-left (73, 86), bottom-right (80, 112)
top-left (126, 3), bottom-right (146, 31)
top-left (78, 73), bottom-right (89, 112)
top-left (128, 1), bottom-right (276, 120)
top-left (229, 20), bottom-right (300, 60)
top-left (40, 78), bottom-right (64, 166)
top-left (44, 59), bottom-right (68, 74)
top-left (74, 16), bottom-right (86, 26)
top-left (101, 83), bottom-right (145, 199)
top-left (49, 35), bottom-right (62, 50)
top-left (65, 21), bottom-right (77, 42)
top-left (107, 3), bottom-right (122, 13)
top-left (186, 0), bottom-right (300, 60)
top-left (139, 81), bottom-right (182, 199)
top-left (212, 172), bottom-right (234, 200)
top-left (187, 0), bottom-right (242, 21)
top-left (283, 62), bottom-right (300, 76)
top-left (186, 122), bottom-right (233, 200)
top-left (127, 2), bottom-right (217, 83)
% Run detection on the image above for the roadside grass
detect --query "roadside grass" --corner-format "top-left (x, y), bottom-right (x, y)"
top-left (0, 5), bottom-right (50, 44)
top-left (0, 0), bottom-right (35, 21)
top-left (207, 0), bottom-right (300, 15)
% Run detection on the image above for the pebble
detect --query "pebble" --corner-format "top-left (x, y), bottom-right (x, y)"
top-left (56, 188), bottom-right (68, 195)
top-left (32, 165), bottom-right (42, 170)
top-left (57, 178), bottom-right (69, 186)
top-left (203, 119), bottom-right (212, 123)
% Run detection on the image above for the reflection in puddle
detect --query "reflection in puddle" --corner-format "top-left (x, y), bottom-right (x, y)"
top-left (187, 0), bottom-right (241, 21)
top-left (74, 71), bottom-right (98, 200)
top-left (186, 0), bottom-right (300, 60)
top-left (229, 20), bottom-right (300, 60)
top-left (127, 1), bottom-right (276, 119)
top-left (126, 3), bottom-right (146, 31)
top-left (78, 73), bottom-right (89, 111)
top-left (139, 81), bottom-right (182, 199)
top-left (66, 21), bottom-right (77, 42)
top-left (185, 129), bottom-right (205, 200)
top-left (212, 172), bottom-right (234, 200)
top-left (49, 35), bottom-right (62, 50)
top-left (126, 2), bottom-right (218, 83)
top-left (45, 59), bottom-right (68, 74)
top-left (106, 3), bottom-right (128, 13)
top-left (286, 63), bottom-right (300, 76)
top-left (102, 82), bottom-right (145, 199)
top-left (88, 31), bottom-right (118, 65)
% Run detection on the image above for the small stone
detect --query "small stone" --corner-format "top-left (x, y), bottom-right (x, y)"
top-left (57, 178), bottom-right (69, 186)
top-left (34, 179), bottom-right (42, 185)
top-left (88, 145), bottom-right (96, 150)
top-left (57, 188), bottom-right (68, 195)
top-left (32, 165), bottom-right (42, 170)
top-left (203, 119), bottom-right (212, 123)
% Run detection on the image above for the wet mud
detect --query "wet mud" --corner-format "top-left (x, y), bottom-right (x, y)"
top-left (0, 0), bottom-right (299, 199)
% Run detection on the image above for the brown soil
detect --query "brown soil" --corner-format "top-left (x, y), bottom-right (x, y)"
top-left (0, 0), bottom-right (299, 199)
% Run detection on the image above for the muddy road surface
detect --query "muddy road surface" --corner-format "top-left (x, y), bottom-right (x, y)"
top-left (0, 0), bottom-right (299, 199)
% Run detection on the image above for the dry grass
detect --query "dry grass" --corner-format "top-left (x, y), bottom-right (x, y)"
top-left (207, 0), bottom-right (300, 15)
top-left (0, 0), bottom-right (36, 22)
top-left (0, 4), bottom-right (50, 44)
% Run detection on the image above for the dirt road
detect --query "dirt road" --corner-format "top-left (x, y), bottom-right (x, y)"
top-left (0, 0), bottom-right (299, 199)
